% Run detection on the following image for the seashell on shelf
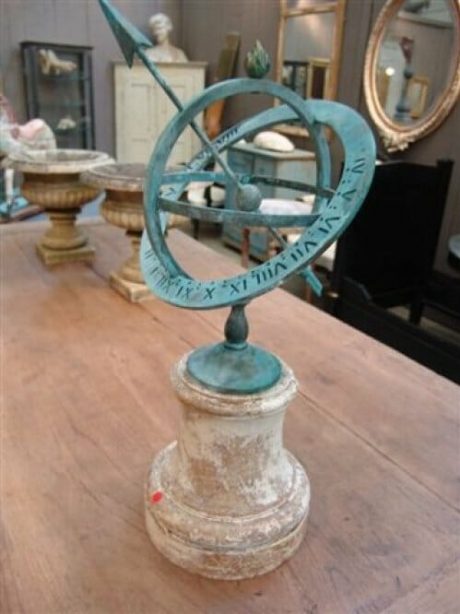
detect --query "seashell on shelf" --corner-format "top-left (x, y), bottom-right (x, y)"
top-left (253, 131), bottom-right (295, 153)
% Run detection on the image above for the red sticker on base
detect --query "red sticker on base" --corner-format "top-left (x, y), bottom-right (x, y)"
top-left (150, 491), bottom-right (163, 504)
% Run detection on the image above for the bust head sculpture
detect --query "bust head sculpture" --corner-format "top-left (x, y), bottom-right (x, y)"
top-left (146, 13), bottom-right (187, 63)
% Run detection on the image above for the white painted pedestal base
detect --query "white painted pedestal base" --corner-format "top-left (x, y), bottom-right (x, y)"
top-left (145, 354), bottom-right (310, 580)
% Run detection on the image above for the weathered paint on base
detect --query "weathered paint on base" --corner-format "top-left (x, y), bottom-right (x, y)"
top-left (145, 354), bottom-right (310, 580)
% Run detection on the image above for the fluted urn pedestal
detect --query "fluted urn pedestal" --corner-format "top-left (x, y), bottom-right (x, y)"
top-left (8, 149), bottom-right (111, 265)
top-left (145, 355), bottom-right (310, 580)
top-left (82, 163), bottom-right (149, 302)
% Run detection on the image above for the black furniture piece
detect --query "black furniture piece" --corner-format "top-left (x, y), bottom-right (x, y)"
top-left (21, 41), bottom-right (95, 149)
top-left (328, 159), bottom-right (460, 384)
top-left (448, 234), bottom-right (460, 271)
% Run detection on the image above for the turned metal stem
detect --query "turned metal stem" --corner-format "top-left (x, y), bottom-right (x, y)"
top-left (224, 303), bottom-right (249, 350)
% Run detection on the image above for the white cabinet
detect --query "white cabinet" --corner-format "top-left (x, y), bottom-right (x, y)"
top-left (114, 62), bottom-right (207, 165)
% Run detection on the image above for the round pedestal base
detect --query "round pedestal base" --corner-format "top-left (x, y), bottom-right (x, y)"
top-left (40, 209), bottom-right (88, 250)
top-left (144, 355), bottom-right (310, 580)
top-left (145, 443), bottom-right (309, 580)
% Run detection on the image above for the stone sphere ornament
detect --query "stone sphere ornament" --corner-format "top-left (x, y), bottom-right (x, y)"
top-left (99, 0), bottom-right (376, 580)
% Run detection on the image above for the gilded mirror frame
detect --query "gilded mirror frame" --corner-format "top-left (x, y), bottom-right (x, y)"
top-left (276, 0), bottom-right (346, 136)
top-left (364, 0), bottom-right (460, 152)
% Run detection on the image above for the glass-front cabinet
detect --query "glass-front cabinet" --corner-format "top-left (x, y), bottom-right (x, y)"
top-left (21, 41), bottom-right (95, 149)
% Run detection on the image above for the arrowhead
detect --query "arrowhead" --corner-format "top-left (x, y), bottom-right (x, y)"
top-left (98, 0), bottom-right (152, 67)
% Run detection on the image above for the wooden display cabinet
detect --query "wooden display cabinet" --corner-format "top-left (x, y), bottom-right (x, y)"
top-left (21, 41), bottom-right (95, 150)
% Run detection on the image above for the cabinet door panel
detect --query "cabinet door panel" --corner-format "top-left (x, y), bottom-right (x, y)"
top-left (253, 158), bottom-right (275, 178)
top-left (115, 64), bottom-right (205, 164)
top-left (223, 145), bottom-right (317, 261)
top-left (160, 72), bottom-right (204, 166)
top-left (253, 158), bottom-right (276, 199)
top-left (117, 75), bottom-right (159, 163)
top-left (228, 151), bottom-right (254, 175)
top-left (249, 229), bottom-right (271, 260)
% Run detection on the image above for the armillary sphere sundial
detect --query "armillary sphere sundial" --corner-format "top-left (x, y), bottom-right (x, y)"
top-left (100, 0), bottom-right (376, 580)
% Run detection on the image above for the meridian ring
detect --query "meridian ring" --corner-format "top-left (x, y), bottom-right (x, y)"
top-left (140, 79), bottom-right (376, 310)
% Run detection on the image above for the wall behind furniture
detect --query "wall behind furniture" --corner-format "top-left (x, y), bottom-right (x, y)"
top-left (181, 0), bottom-right (279, 130)
top-left (182, 0), bottom-right (459, 275)
top-left (0, 0), bottom-right (182, 155)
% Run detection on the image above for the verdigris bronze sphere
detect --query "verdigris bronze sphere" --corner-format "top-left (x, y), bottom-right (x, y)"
top-left (236, 184), bottom-right (262, 212)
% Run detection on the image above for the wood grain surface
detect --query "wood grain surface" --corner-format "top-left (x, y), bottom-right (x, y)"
top-left (1, 221), bottom-right (459, 614)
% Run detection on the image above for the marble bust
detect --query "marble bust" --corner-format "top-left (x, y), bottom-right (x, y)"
top-left (146, 13), bottom-right (187, 63)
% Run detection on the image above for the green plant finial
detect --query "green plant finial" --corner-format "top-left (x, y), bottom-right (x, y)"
top-left (245, 40), bottom-right (271, 78)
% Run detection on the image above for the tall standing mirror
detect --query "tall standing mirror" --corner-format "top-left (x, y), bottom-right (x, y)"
top-left (364, 0), bottom-right (460, 152)
top-left (276, 0), bottom-right (346, 136)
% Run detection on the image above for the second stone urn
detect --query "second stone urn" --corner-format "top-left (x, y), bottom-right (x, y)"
top-left (82, 163), bottom-right (149, 302)
top-left (7, 149), bottom-right (111, 265)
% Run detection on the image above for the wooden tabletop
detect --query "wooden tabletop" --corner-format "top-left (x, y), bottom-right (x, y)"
top-left (2, 220), bottom-right (459, 614)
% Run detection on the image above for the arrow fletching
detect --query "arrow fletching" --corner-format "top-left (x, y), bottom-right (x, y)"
top-left (98, 0), bottom-right (152, 67)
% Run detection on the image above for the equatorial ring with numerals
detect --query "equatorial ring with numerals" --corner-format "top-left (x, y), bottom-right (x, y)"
top-left (140, 79), bottom-right (376, 311)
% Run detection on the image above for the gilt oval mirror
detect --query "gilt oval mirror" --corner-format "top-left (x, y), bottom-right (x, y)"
top-left (364, 0), bottom-right (460, 152)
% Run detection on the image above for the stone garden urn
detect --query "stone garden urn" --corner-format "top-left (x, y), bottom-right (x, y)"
top-left (7, 149), bottom-right (111, 265)
top-left (81, 162), bottom-right (149, 302)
